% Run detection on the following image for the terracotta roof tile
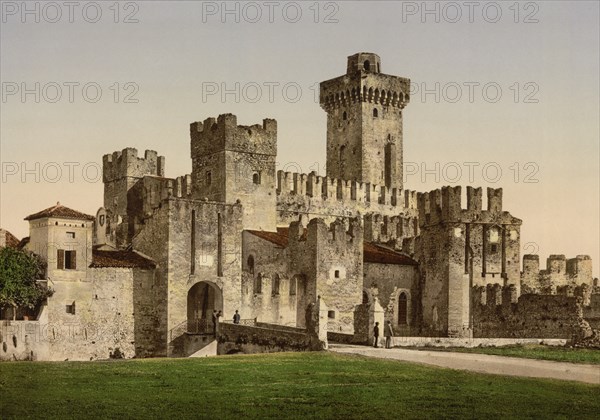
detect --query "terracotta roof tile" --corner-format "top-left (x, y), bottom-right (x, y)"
top-left (25, 203), bottom-right (95, 221)
top-left (90, 250), bottom-right (156, 269)
top-left (363, 242), bottom-right (418, 266)
top-left (247, 227), bottom-right (417, 266)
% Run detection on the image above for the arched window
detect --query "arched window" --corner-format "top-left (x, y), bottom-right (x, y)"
top-left (252, 172), bottom-right (261, 185)
top-left (205, 171), bottom-right (212, 186)
top-left (247, 255), bottom-right (254, 275)
top-left (398, 292), bottom-right (408, 325)
top-left (364, 60), bottom-right (370, 71)
top-left (373, 108), bottom-right (378, 118)
top-left (362, 291), bottom-right (369, 304)
top-left (289, 276), bottom-right (297, 296)
top-left (342, 111), bottom-right (347, 120)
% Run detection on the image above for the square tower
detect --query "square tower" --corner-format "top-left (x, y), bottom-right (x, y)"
top-left (190, 114), bottom-right (277, 231)
top-left (320, 53), bottom-right (410, 189)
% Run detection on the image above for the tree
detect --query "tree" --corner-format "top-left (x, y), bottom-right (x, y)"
top-left (0, 247), bottom-right (53, 320)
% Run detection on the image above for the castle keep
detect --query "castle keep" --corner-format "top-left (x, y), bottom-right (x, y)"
top-left (2, 53), bottom-right (598, 360)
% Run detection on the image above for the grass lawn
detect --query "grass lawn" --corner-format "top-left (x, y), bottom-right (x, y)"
top-left (0, 352), bottom-right (598, 419)
top-left (421, 344), bottom-right (600, 365)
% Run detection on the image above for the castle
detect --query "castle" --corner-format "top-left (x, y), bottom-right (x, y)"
top-left (2, 53), bottom-right (599, 360)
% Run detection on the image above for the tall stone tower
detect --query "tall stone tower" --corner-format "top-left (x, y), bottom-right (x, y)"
top-left (190, 113), bottom-right (277, 232)
top-left (320, 53), bottom-right (410, 189)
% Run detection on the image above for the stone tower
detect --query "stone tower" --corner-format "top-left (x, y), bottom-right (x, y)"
top-left (102, 148), bottom-right (165, 248)
top-left (190, 113), bottom-right (277, 231)
top-left (320, 52), bottom-right (410, 189)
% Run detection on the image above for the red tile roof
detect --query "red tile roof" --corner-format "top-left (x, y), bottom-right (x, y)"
top-left (247, 228), bottom-right (417, 266)
top-left (90, 250), bottom-right (156, 269)
top-left (0, 229), bottom-right (20, 248)
top-left (25, 203), bottom-right (95, 221)
top-left (363, 242), bottom-right (418, 266)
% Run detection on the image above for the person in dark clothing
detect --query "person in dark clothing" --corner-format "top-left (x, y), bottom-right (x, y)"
top-left (384, 320), bottom-right (394, 349)
top-left (233, 310), bottom-right (241, 324)
top-left (212, 310), bottom-right (218, 336)
top-left (373, 322), bottom-right (380, 348)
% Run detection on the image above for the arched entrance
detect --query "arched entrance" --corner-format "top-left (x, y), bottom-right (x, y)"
top-left (187, 281), bottom-right (223, 333)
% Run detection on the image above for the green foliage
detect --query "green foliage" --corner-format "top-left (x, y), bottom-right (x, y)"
top-left (0, 247), bottom-right (52, 309)
top-left (0, 353), bottom-right (598, 419)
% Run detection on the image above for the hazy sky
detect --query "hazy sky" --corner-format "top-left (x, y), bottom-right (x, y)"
top-left (1, 1), bottom-right (598, 276)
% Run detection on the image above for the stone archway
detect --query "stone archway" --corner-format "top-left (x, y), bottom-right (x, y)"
top-left (187, 281), bottom-right (223, 333)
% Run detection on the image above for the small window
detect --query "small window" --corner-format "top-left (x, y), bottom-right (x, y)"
top-left (247, 255), bottom-right (255, 275)
top-left (99, 215), bottom-right (105, 226)
top-left (272, 275), bottom-right (280, 296)
top-left (253, 172), bottom-right (261, 185)
top-left (342, 111), bottom-right (347, 120)
top-left (66, 302), bottom-right (76, 315)
top-left (491, 244), bottom-right (498, 253)
top-left (334, 270), bottom-right (340, 278)
top-left (255, 275), bottom-right (262, 294)
top-left (373, 108), bottom-right (378, 118)
top-left (364, 60), bottom-right (370, 71)
top-left (205, 171), bottom-right (212, 186)
top-left (290, 277), bottom-right (297, 296)
top-left (328, 310), bottom-right (335, 319)
top-left (67, 232), bottom-right (75, 239)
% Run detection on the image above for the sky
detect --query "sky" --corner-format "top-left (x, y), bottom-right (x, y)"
top-left (1, 1), bottom-right (599, 277)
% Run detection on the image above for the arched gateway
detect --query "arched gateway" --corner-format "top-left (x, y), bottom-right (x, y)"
top-left (187, 281), bottom-right (223, 333)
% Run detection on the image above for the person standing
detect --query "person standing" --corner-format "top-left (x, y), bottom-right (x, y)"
top-left (216, 310), bottom-right (222, 335)
top-left (233, 310), bottom-right (241, 324)
top-left (212, 310), bottom-right (218, 336)
top-left (384, 320), bottom-right (394, 349)
top-left (373, 322), bottom-right (380, 348)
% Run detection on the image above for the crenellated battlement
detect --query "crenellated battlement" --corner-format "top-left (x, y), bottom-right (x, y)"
top-left (472, 283), bottom-right (518, 307)
top-left (190, 113), bottom-right (277, 157)
top-left (103, 148), bottom-right (165, 183)
top-left (276, 170), bottom-right (417, 208)
top-left (320, 53), bottom-right (410, 111)
top-left (363, 213), bottom-right (418, 244)
top-left (521, 254), bottom-right (593, 293)
top-left (320, 83), bottom-right (410, 111)
top-left (417, 186), bottom-right (514, 226)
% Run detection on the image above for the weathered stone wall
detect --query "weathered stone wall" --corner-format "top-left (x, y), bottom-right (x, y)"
top-left (131, 203), bottom-right (170, 357)
top-left (170, 199), bottom-right (243, 343)
top-left (415, 186), bottom-right (522, 337)
top-left (363, 262), bottom-right (419, 331)
top-left (1, 267), bottom-right (153, 361)
top-left (521, 254), bottom-right (594, 294)
top-left (276, 171), bottom-right (418, 228)
top-left (241, 232), bottom-right (300, 327)
top-left (287, 218), bottom-right (363, 334)
top-left (190, 114), bottom-right (277, 231)
top-left (472, 285), bottom-right (590, 340)
top-left (1, 315), bottom-right (49, 361)
top-left (103, 148), bottom-right (165, 248)
top-left (583, 294), bottom-right (600, 330)
top-left (320, 52), bottom-right (410, 190)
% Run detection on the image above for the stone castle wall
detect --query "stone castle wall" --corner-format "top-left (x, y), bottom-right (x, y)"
top-left (472, 284), bottom-right (595, 340)
top-left (521, 254), bottom-right (594, 294)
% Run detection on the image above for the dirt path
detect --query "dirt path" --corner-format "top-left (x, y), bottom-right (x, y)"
top-left (329, 344), bottom-right (600, 384)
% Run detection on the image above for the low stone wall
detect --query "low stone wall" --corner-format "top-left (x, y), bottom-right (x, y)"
top-left (327, 332), bottom-right (357, 344)
top-left (390, 336), bottom-right (567, 348)
top-left (217, 322), bottom-right (317, 355)
top-left (1, 320), bottom-right (49, 361)
top-left (473, 293), bottom-right (589, 340)
top-left (583, 294), bottom-right (600, 330)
